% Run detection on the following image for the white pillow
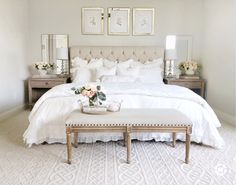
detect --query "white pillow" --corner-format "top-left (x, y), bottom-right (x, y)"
top-left (130, 61), bottom-right (144, 68)
top-left (88, 58), bottom-right (104, 69)
top-left (71, 57), bottom-right (88, 67)
top-left (117, 59), bottom-right (134, 69)
top-left (100, 75), bottom-right (137, 83)
top-left (103, 59), bottom-right (117, 68)
top-left (72, 67), bottom-right (93, 83)
top-left (71, 58), bottom-right (105, 82)
top-left (138, 66), bottom-right (164, 84)
top-left (117, 66), bottom-right (140, 77)
top-left (95, 66), bottom-right (116, 80)
top-left (144, 58), bottom-right (163, 68)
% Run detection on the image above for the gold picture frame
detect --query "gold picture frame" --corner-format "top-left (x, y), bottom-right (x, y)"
top-left (133, 8), bottom-right (155, 36)
top-left (82, 8), bottom-right (104, 35)
top-left (108, 8), bottom-right (130, 35)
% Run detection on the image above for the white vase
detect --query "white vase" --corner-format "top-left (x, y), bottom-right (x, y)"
top-left (38, 70), bottom-right (47, 76)
top-left (185, 69), bottom-right (195, 75)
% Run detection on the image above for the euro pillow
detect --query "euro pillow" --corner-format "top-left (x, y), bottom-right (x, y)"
top-left (144, 58), bottom-right (164, 68)
top-left (100, 75), bottom-right (137, 83)
top-left (72, 67), bottom-right (93, 84)
top-left (88, 58), bottom-right (104, 69)
top-left (102, 59), bottom-right (117, 68)
top-left (71, 57), bottom-right (88, 67)
top-left (117, 59), bottom-right (134, 69)
top-left (73, 58), bottom-right (107, 81)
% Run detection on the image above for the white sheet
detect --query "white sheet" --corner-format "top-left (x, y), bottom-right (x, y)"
top-left (23, 82), bottom-right (224, 148)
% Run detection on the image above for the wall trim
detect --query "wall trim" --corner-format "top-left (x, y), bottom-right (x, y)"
top-left (214, 108), bottom-right (236, 126)
top-left (0, 104), bottom-right (25, 122)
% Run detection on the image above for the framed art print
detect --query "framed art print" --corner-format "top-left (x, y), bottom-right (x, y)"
top-left (133, 8), bottom-right (155, 35)
top-left (82, 8), bottom-right (104, 35)
top-left (108, 8), bottom-right (130, 35)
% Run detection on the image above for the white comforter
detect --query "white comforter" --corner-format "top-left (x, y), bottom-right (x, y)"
top-left (23, 82), bottom-right (224, 148)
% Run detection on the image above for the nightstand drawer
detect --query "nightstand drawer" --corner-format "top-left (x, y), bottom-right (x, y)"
top-left (170, 81), bottom-right (202, 88)
top-left (28, 77), bottom-right (69, 108)
top-left (164, 78), bottom-right (205, 99)
top-left (30, 80), bottom-right (65, 88)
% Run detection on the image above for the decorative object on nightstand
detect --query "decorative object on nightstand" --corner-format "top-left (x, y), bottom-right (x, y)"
top-left (56, 48), bottom-right (69, 75)
top-left (164, 49), bottom-right (177, 78)
top-left (34, 62), bottom-right (54, 76)
top-left (179, 60), bottom-right (201, 79)
top-left (28, 77), bottom-right (69, 108)
top-left (164, 78), bottom-right (206, 98)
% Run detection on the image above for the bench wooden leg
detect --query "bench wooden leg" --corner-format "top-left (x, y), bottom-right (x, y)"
top-left (172, 132), bottom-right (176, 148)
top-left (66, 127), bottom-right (72, 164)
top-left (185, 132), bottom-right (191, 164)
top-left (123, 132), bottom-right (127, 147)
top-left (127, 132), bottom-right (131, 164)
top-left (74, 132), bottom-right (78, 148)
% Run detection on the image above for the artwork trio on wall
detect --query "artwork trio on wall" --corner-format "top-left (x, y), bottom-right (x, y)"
top-left (82, 7), bottom-right (155, 35)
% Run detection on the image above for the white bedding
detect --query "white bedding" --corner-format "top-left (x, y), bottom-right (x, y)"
top-left (23, 82), bottom-right (224, 148)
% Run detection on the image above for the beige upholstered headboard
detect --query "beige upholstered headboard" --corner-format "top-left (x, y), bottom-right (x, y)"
top-left (70, 46), bottom-right (164, 63)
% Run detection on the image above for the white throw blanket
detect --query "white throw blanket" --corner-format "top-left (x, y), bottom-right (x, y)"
top-left (24, 82), bottom-right (224, 148)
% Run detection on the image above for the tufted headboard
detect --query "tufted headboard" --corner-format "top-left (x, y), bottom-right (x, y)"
top-left (69, 46), bottom-right (164, 63)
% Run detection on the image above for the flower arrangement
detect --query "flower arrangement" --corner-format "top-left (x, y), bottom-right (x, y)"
top-left (72, 85), bottom-right (106, 106)
top-left (35, 62), bottom-right (54, 71)
top-left (179, 60), bottom-right (201, 75)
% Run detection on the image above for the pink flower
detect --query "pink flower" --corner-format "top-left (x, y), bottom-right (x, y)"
top-left (88, 91), bottom-right (96, 98)
top-left (81, 89), bottom-right (88, 96)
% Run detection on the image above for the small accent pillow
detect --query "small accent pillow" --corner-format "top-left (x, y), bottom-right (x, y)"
top-left (95, 66), bottom-right (117, 80)
top-left (100, 75), bottom-right (137, 83)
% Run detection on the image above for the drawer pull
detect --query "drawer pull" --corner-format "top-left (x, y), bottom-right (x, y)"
top-left (45, 82), bottom-right (49, 85)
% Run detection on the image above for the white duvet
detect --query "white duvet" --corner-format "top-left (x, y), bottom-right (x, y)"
top-left (24, 82), bottom-right (224, 148)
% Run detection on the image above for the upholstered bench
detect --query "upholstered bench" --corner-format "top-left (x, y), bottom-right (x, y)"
top-left (65, 108), bottom-right (192, 164)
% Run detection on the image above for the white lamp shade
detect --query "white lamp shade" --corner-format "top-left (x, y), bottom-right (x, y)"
top-left (165, 49), bottom-right (177, 60)
top-left (56, 48), bottom-right (68, 60)
top-left (166, 35), bottom-right (176, 50)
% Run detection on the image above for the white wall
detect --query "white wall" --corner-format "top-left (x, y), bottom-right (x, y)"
top-left (28, 0), bottom-right (203, 63)
top-left (0, 0), bottom-right (29, 113)
top-left (202, 0), bottom-right (236, 125)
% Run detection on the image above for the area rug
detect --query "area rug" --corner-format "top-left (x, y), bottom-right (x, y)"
top-left (0, 111), bottom-right (235, 185)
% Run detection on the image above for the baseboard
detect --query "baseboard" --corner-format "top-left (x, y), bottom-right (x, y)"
top-left (0, 104), bottom-right (25, 122)
top-left (214, 108), bottom-right (236, 126)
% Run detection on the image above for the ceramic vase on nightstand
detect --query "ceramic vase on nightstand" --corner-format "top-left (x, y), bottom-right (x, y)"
top-left (38, 70), bottom-right (47, 76)
top-left (185, 69), bottom-right (195, 75)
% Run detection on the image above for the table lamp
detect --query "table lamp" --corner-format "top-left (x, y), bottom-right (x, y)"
top-left (56, 48), bottom-right (68, 74)
top-left (165, 49), bottom-right (177, 78)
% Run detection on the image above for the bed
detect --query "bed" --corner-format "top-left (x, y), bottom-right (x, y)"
top-left (23, 46), bottom-right (224, 148)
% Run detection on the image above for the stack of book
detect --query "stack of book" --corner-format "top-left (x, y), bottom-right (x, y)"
top-left (179, 75), bottom-right (200, 79)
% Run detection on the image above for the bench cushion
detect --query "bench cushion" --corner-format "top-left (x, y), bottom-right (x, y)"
top-left (66, 109), bottom-right (192, 127)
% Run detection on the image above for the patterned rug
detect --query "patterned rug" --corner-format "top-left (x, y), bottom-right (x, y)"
top-left (0, 111), bottom-right (235, 185)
